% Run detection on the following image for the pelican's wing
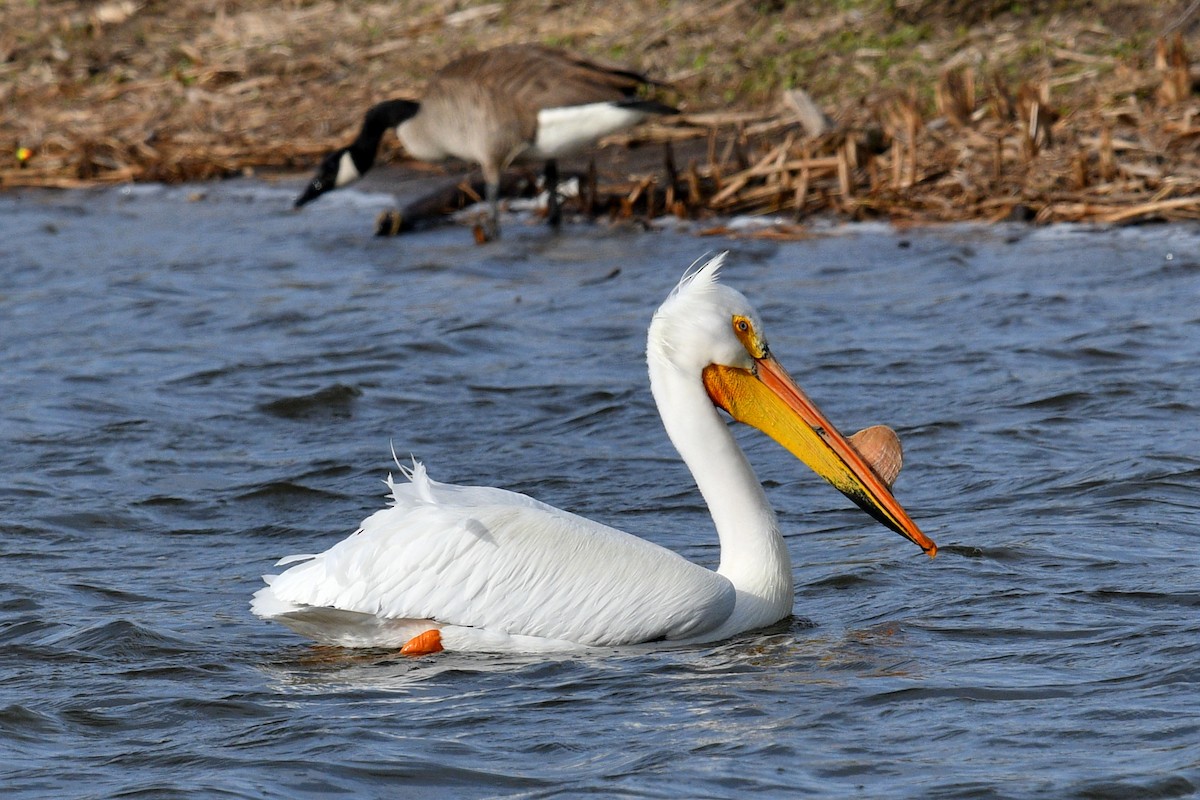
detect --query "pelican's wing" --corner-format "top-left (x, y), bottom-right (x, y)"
top-left (256, 464), bottom-right (734, 648)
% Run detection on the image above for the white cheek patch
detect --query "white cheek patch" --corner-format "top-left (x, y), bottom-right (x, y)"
top-left (532, 103), bottom-right (647, 158)
top-left (335, 151), bottom-right (362, 187)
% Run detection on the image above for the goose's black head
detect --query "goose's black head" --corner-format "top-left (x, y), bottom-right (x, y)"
top-left (294, 100), bottom-right (420, 209)
top-left (295, 148), bottom-right (356, 208)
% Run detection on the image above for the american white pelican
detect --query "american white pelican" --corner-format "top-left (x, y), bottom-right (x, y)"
top-left (293, 45), bottom-right (678, 239)
top-left (251, 254), bottom-right (936, 653)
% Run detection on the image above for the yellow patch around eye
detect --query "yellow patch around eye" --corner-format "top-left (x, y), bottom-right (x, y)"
top-left (731, 315), bottom-right (766, 358)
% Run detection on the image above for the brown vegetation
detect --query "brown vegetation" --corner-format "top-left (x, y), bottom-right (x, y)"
top-left (3, 1), bottom-right (1200, 227)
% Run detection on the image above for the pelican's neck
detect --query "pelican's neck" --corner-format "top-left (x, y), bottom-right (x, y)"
top-left (648, 355), bottom-right (793, 628)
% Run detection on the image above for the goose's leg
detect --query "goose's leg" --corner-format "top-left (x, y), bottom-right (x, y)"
top-left (485, 179), bottom-right (501, 239)
top-left (544, 158), bottom-right (561, 228)
top-left (476, 164), bottom-right (502, 243)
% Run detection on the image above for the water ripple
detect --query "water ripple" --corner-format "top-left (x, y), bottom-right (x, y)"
top-left (2, 188), bottom-right (1200, 798)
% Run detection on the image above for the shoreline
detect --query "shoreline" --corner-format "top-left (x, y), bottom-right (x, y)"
top-left (4, 1), bottom-right (1199, 226)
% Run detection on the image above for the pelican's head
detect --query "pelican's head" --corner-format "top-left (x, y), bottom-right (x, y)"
top-left (649, 253), bottom-right (936, 556)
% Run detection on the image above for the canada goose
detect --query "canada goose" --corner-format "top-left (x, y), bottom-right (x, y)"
top-left (294, 44), bottom-right (678, 238)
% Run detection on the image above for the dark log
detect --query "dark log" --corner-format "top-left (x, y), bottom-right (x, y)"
top-left (374, 170), bottom-right (546, 236)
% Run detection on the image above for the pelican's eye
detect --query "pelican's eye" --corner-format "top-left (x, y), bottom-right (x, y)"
top-left (731, 315), bottom-right (766, 358)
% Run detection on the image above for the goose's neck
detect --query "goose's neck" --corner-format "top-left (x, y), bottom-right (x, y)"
top-left (350, 99), bottom-right (420, 172)
top-left (649, 358), bottom-right (793, 623)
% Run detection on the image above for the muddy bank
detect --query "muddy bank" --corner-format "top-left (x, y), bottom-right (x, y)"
top-left (4, 1), bottom-right (1200, 226)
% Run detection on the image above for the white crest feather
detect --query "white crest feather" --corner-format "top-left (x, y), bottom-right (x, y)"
top-left (671, 252), bottom-right (725, 300)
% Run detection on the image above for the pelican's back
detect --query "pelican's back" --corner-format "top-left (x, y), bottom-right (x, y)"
top-left (253, 462), bottom-right (734, 650)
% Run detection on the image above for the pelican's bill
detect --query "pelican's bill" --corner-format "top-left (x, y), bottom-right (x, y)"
top-left (702, 355), bottom-right (937, 556)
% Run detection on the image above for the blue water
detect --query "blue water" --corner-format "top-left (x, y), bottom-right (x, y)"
top-left (2, 182), bottom-right (1199, 798)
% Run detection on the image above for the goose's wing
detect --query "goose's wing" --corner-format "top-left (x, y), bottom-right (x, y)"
top-left (256, 464), bottom-right (734, 647)
top-left (435, 46), bottom-right (651, 109)
top-left (417, 46), bottom-right (665, 166)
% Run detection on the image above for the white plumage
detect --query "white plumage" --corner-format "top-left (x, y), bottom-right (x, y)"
top-left (252, 254), bottom-right (935, 653)
top-left (528, 103), bottom-right (652, 158)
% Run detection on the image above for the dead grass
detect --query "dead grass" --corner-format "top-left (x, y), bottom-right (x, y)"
top-left (3, 0), bottom-right (1200, 226)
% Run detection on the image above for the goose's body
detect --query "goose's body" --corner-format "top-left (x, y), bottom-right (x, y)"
top-left (252, 255), bottom-right (936, 653)
top-left (294, 45), bottom-right (678, 238)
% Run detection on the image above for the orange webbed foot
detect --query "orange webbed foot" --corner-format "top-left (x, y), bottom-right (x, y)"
top-left (400, 628), bottom-right (444, 656)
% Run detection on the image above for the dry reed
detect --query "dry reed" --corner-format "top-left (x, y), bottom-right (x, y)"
top-left (3, 2), bottom-right (1198, 231)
